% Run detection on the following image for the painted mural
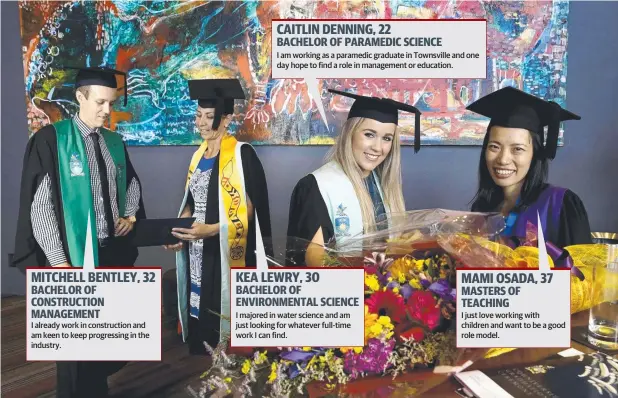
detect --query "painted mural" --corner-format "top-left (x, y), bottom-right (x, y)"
top-left (19, 0), bottom-right (572, 146)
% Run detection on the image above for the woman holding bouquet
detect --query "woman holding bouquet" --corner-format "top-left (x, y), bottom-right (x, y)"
top-left (467, 86), bottom-right (592, 248)
top-left (286, 88), bottom-right (422, 266)
top-left (164, 78), bottom-right (273, 354)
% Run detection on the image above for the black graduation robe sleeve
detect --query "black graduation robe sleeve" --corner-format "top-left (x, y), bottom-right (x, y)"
top-left (122, 142), bottom-right (147, 221)
top-left (12, 126), bottom-right (69, 271)
top-left (241, 144), bottom-right (273, 260)
top-left (285, 174), bottom-right (334, 266)
top-left (556, 189), bottom-right (593, 248)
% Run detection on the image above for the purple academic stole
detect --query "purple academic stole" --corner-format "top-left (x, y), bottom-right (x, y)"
top-left (512, 185), bottom-right (567, 240)
top-left (505, 186), bottom-right (583, 278)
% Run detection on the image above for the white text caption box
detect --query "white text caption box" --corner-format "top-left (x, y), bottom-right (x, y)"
top-left (231, 268), bottom-right (364, 347)
top-left (456, 270), bottom-right (571, 348)
top-left (27, 268), bottom-right (162, 361)
top-left (272, 20), bottom-right (487, 79)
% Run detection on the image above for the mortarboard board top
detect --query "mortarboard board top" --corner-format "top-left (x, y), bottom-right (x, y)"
top-left (466, 86), bottom-right (580, 159)
top-left (64, 66), bottom-right (128, 106)
top-left (188, 78), bottom-right (246, 100)
top-left (188, 78), bottom-right (246, 115)
top-left (329, 88), bottom-right (423, 153)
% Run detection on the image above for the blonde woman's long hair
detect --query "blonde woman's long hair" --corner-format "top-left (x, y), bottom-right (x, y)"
top-left (325, 117), bottom-right (406, 233)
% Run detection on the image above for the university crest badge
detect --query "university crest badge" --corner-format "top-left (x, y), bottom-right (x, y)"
top-left (334, 204), bottom-right (350, 237)
top-left (69, 152), bottom-right (84, 177)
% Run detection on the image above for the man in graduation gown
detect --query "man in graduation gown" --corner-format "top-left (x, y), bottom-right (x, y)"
top-left (467, 86), bottom-right (592, 249)
top-left (12, 66), bottom-right (146, 397)
top-left (166, 78), bottom-right (273, 355)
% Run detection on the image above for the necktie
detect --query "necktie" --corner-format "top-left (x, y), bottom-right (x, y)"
top-left (89, 133), bottom-right (115, 238)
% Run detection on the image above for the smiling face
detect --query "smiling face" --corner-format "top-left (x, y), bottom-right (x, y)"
top-left (195, 106), bottom-right (231, 140)
top-left (350, 118), bottom-right (396, 177)
top-left (485, 126), bottom-right (534, 189)
top-left (76, 85), bottom-right (118, 128)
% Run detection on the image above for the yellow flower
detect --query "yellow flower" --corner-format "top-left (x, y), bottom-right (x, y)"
top-left (364, 305), bottom-right (391, 342)
top-left (390, 257), bottom-right (415, 281)
top-left (364, 274), bottom-right (380, 292)
top-left (254, 351), bottom-right (268, 365)
top-left (224, 377), bottom-right (232, 383)
top-left (302, 347), bottom-right (312, 351)
top-left (409, 278), bottom-right (421, 289)
top-left (268, 362), bottom-right (278, 383)
top-left (339, 345), bottom-right (364, 353)
top-left (392, 287), bottom-right (400, 294)
top-left (241, 359), bottom-right (251, 374)
top-left (369, 322), bottom-right (383, 336)
top-left (415, 259), bottom-right (425, 271)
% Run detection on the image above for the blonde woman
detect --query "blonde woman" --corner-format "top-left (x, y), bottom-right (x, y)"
top-left (286, 89), bottom-right (421, 266)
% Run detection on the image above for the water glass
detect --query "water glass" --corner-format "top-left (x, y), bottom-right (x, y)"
top-left (587, 245), bottom-right (618, 350)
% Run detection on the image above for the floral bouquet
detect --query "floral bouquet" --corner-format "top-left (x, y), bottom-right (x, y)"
top-left (195, 209), bottom-right (601, 397)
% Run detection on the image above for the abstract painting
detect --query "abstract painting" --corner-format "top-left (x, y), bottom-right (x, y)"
top-left (19, 0), bottom-right (572, 146)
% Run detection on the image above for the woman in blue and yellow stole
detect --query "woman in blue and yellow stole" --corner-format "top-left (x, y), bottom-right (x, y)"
top-left (165, 78), bottom-right (273, 355)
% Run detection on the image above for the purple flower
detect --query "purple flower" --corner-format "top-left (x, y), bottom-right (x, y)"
top-left (400, 284), bottom-right (413, 300)
top-left (279, 350), bottom-right (317, 363)
top-left (420, 278), bottom-right (431, 289)
top-left (386, 280), bottom-right (399, 290)
top-left (343, 338), bottom-right (395, 380)
top-left (429, 279), bottom-right (456, 301)
top-left (288, 363), bottom-right (301, 379)
top-left (377, 271), bottom-right (391, 286)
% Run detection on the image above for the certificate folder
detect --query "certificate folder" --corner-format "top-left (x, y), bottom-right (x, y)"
top-left (130, 218), bottom-right (196, 247)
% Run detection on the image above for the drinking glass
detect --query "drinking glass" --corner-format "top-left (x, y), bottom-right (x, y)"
top-left (587, 245), bottom-right (618, 350)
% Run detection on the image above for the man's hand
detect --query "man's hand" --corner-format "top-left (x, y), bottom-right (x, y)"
top-left (53, 262), bottom-right (71, 268)
top-left (115, 217), bottom-right (135, 236)
top-left (171, 223), bottom-right (219, 241)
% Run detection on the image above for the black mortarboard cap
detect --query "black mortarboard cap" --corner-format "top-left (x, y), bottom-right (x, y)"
top-left (188, 78), bottom-right (246, 130)
top-left (328, 89), bottom-right (423, 152)
top-left (64, 66), bottom-right (128, 106)
top-left (465, 86), bottom-right (581, 160)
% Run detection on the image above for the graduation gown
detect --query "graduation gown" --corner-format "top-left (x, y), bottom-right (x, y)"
top-left (286, 161), bottom-right (389, 266)
top-left (500, 184), bottom-right (592, 249)
top-left (286, 174), bottom-right (334, 266)
top-left (12, 123), bottom-right (146, 398)
top-left (12, 124), bottom-right (146, 271)
top-left (179, 144), bottom-right (273, 354)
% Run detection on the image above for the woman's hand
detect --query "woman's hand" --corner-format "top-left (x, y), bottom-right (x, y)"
top-left (163, 242), bottom-right (184, 252)
top-left (171, 222), bottom-right (219, 241)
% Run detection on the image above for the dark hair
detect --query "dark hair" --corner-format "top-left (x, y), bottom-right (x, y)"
top-left (470, 123), bottom-right (549, 213)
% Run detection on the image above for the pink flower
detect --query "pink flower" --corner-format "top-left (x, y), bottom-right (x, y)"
top-left (365, 290), bottom-right (406, 323)
top-left (407, 291), bottom-right (441, 330)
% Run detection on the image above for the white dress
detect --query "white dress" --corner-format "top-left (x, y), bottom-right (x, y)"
top-left (187, 156), bottom-right (215, 319)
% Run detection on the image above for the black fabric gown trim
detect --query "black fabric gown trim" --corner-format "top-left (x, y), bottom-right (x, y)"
top-left (186, 144), bottom-right (272, 355)
top-left (555, 189), bottom-right (593, 248)
top-left (285, 174), bottom-right (334, 267)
